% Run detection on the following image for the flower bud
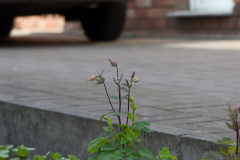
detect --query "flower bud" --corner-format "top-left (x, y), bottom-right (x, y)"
top-left (238, 105), bottom-right (240, 112)
top-left (113, 78), bottom-right (119, 85)
top-left (87, 75), bottom-right (98, 81)
top-left (132, 77), bottom-right (140, 83)
top-left (108, 59), bottom-right (117, 67)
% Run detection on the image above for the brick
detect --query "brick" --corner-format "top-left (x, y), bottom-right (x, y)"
top-left (127, 1), bottom-right (136, 8)
top-left (124, 20), bottom-right (135, 29)
top-left (146, 19), bottom-right (160, 28)
top-left (136, 0), bottom-right (152, 8)
top-left (236, 18), bottom-right (240, 28)
top-left (203, 18), bottom-right (220, 29)
top-left (234, 0), bottom-right (240, 3)
top-left (147, 8), bottom-right (162, 19)
top-left (127, 9), bottom-right (136, 19)
top-left (135, 20), bottom-right (148, 29)
top-left (159, 19), bottom-right (167, 29)
top-left (174, 4), bottom-right (189, 10)
top-left (176, 18), bottom-right (203, 30)
top-left (135, 9), bottom-right (148, 19)
top-left (166, 18), bottom-right (177, 28)
top-left (219, 17), bottom-right (234, 28)
top-left (153, 0), bottom-right (175, 7)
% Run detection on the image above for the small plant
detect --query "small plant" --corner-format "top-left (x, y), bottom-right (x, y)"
top-left (0, 144), bottom-right (80, 160)
top-left (202, 104), bottom-right (240, 160)
top-left (87, 59), bottom-right (177, 160)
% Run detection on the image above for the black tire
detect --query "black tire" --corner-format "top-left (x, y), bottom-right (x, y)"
top-left (81, 3), bottom-right (126, 41)
top-left (0, 17), bottom-right (13, 37)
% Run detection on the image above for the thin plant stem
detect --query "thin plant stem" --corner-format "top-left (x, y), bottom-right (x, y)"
top-left (236, 109), bottom-right (239, 156)
top-left (126, 88), bottom-right (131, 125)
top-left (132, 110), bottom-right (135, 132)
top-left (118, 84), bottom-right (122, 126)
top-left (117, 67), bottom-right (119, 79)
top-left (102, 80), bottom-right (122, 131)
top-left (237, 125), bottom-right (239, 156)
top-left (102, 81), bottom-right (115, 112)
top-left (116, 66), bottom-right (122, 130)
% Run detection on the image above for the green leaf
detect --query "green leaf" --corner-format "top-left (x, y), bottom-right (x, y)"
top-left (97, 152), bottom-right (111, 160)
top-left (68, 155), bottom-right (80, 160)
top-left (124, 155), bottom-right (139, 160)
top-left (226, 122), bottom-right (235, 131)
top-left (59, 157), bottom-right (68, 160)
top-left (1, 145), bottom-right (13, 150)
top-left (107, 118), bottom-right (113, 125)
top-left (228, 146), bottom-right (237, 154)
top-left (110, 96), bottom-right (119, 100)
top-left (103, 127), bottom-right (111, 132)
top-left (100, 143), bottom-right (115, 151)
top-left (95, 82), bottom-right (103, 85)
top-left (125, 146), bottom-right (135, 156)
top-left (201, 151), bottom-right (215, 160)
top-left (111, 152), bottom-right (124, 159)
top-left (215, 137), bottom-right (234, 145)
top-left (135, 121), bottom-right (151, 126)
top-left (120, 137), bottom-right (128, 145)
top-left (88, 139), bottom-right (104, 153)
top-left (157, 147), bottom-right (177, 160)
top-left (51, 153), bottom-right (61, 160)
top-left (135, 121), bottom-right (151, 133)
top-left (133, 141), bottom-right (144, 150)
top-left (115, 148), bottom-right (127, 153)
top-left (11, 158), bottom-right (20, 160)
top-left (220, 147), bottom-right (228, 156)
top-left (31, 155), bottom-right (46, 160)
top-left (0, 149), bottom-right (9, 158)
top-left (88, 155), bottom-right (98, 160)
top-left (121, 86), bottom-right (129, 92)
top-left (98, 133), bottom-right (111, 139)
top-left (100, 112), bottom-right (113, 121)
top-left (114, 138), bottom-right (121, 149)
top-left (15, 145), bottom-right (30, 158)
top-left (114, 112), bottom-right (120, 117)
top-left (127, 113), bottom-right (134, 121)
top-left (138, 149), bottom-right (153, 159)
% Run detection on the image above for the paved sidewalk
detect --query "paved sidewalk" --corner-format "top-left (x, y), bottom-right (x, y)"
top-left (0, 36), bottom-right (240, 140)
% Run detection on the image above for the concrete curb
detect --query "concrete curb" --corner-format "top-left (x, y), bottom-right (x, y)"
top-left (0, 100), bottom-right (225, 160)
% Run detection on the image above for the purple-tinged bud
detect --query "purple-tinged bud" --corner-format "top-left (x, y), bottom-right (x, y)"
top-left (118, 73), bottom-right (123, 82)
top-left (87, 75), bottom-right (98, 81)
top-left (113, 78), bottom-right (119, 85)
top-left (237, 105), bottom-right (240, 112)
top-left (132, 77), bottom-right (140, 83)
top-left (131, 71), bottom-right (135, 80)
top-left (108, 59), bottom-right (117, 67)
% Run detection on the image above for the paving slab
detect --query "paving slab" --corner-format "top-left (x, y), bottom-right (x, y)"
top-left (1, 36), bottom-right (240, 159)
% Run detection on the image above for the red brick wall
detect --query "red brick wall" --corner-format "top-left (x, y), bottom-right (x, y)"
top-left (125, 0), bottom-right (240, 36)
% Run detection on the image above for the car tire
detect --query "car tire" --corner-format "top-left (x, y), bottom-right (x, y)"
top-left (0, 17), bottom-right (13, 37)
top-left (81, 3), bottom-right (126, 41)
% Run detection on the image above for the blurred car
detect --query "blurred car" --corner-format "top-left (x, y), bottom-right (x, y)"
top-left (0, 0), bottom-right (127, 41)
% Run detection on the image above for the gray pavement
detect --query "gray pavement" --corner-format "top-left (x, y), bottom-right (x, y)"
top-left (1, 35), bottom-right (240, 141)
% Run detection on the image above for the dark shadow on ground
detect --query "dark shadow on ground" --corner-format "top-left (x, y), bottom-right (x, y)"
top-left (0, 34), bottom-right (91, 47)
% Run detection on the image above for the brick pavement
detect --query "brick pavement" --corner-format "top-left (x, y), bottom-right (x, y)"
top-left (0, 36), bottom-right (240, 140)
